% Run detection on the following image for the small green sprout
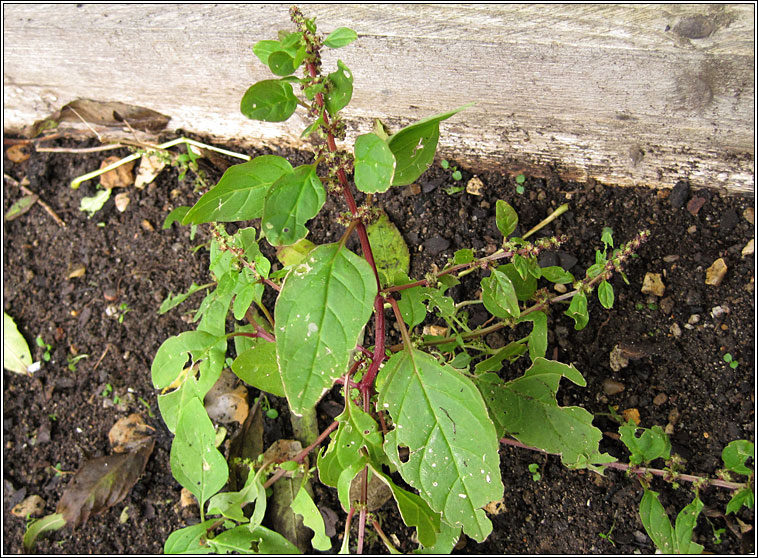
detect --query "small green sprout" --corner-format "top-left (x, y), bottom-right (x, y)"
top-left (137, 397), bottom-right (155, 418)
top-left (35, 336), bottom-right (52, 362)
top-left (599, 515), bottom-right (617, 546)
top-left (723, 353), bottom-right (739, 368)
top-left (66, 354), bottom-right (89, 372)
top-left (117, 303), bottom-right (131, 324)
top-left (515, 174), bottom-right (526, 194)
top-left (257, 394), bottom-right (279, 419)
top-left (528, 462), bottom-right (541, 482)
top-left (102, 383), bottom-right (113, 398)
top-left (440, 159), bottom-right (462, 181)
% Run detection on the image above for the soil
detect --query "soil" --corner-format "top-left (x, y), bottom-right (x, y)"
top-left (2, 131), bottom-right (755, 555)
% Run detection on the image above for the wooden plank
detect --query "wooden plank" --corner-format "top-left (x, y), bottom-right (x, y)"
top-left (3, 4), bottom-right (754, 194)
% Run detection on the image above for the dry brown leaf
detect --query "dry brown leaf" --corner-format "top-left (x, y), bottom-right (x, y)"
top-left (99, 156), bottom-right (135, 189)
top-left (108, 413), bottom-right (153, 453)
top-left (484, 499), bottom-right (507, 515)
top-left (204, 369), bottom-right (249, 424)
top-left (59, 100), bottom-right (170, 132)
top-left (134, 154), bottom-right (166, 190)
top-left (56, 439), bottom-right (154, 528)
top-left (12, 495), bottom-right (45, 518)
top-left (622, 408), bottom-right (641, 425)
top-left (66, 263), bottom-right (86, 280)
top-left (348, 471), bottom-right (392, 512)
top-left (7, 144), bottom-right (31, 163)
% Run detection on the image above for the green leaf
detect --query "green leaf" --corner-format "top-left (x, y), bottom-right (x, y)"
top-left (5, 194), bottom-right (38, 221)
top-left (565, 292), bottom-right (589, 330)
top-left (540, 266), bottom-right (574, 284)
top-left (354, 133), bottom-right (396, 193)
top-left (183, 156), bottom-right (293, 224)
top-left (726, 487), bottom-right (754, 515)
top-left (366, 211), bottom-right (409, 286)
top-left (722, 439), bottom-right (754, 475)
top-left (453, 249), bottom-right (475, 265)
top-left (207, 524), bottom-right (301, 554)
top-left (275, 243), bottom-right (377, 415)
top-left (208, 467), bottom-right (266, 525)
top-left (476, 358), bottom-right (614, 470)
top-left (518, 311), bottom-right (548, 360)
top-left (80, 188), bottom-right (111, 218)
top-left (170, 397), bottom-right (228, 510)
top-left (291, 486), bottom-right (331, 551)
top-left (163, 206), bottom-right (191, 229)
top-left (388, 104), bottom-right (473, 186)
top-left (232, 339), bottom-right (285, 398)
top-left (277, 238), bottom-right (317, 267)
top-left (324, 27), bottom-right (358, 48)
top-left (262, 165), bottom-right (325, 246)
top-left (163, 519), bottom-right (217, 554)
top-left (396, 282), bottom-right (428, 330)
top-left (601, 226), bottom-right (614, 248)
top-left (367, 463), bottom-right (441, 548)
top-left (267, 48), bottom-right (305, 77)
top-left (23, 513), bottom-right (66, 553)
top-left (497, 263), bottom-right (537, 301)
top-left (511, 253), bottom-right (529, 281)
top-left (674, 495), bottom-right (704, 554)
top-left (252, 39), bottom-right (281, 65)
top-left (481, 268), bottom-right (520, 319)
top-left (377, 348), bottom-right (503, 542)
top-left (240, 80), bottom-right (298, 122)
top-left (619, 423), bottom-right (671, 466)
top-left (598, 280), bottom-right (614, 309)
top-left (414, 521), bottom-right (461, 554)
top-left (159, 282), bottom-right (213, 315)
top-left (640, 490), bottom-right (676, 554)
top-left (473, 341), bottom-right (528, 374)
top-left (324, 60), bottom-right (353, 115)
top-left (495, 200), bottom-right (518, 238)
top-left (3, 312), bottom-right (33, 375)
top-left (151, 331), bottom-right (222, 390)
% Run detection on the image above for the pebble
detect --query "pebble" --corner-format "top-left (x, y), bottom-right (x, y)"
top-left (405, 183), bottom-right (422, 196)
top-left (663, 254), bottom-right (679, 263)
top-left (669, 180), bottom-right (690, 209)
top-left (687, 225), bottom-right (697, 234)
top-left (742, 239), bottom-right (754, 258)
top-left (141, 219), bottom-right (154, 232)
top-left (609, 346), bottom-right (629, 372)
top-left (719, 208), bottom-right (739, 235)
top-left (705, 257), bottom-right (727, 286)
top-left (601, 378), bottom-right (625, 396)
top-left (115, 193), bottom-right (130, 212)
top-left (641, 272), bottom-right (665, 296)
top-left (670, 323), bottom-right (682, 338)
top-left (744, 207), bottom-right (755, 225)
top-left (686, 196), bottom-right (706, 215)
top-left (710, 305), bottom-right (729, 320)
top-left (553, 283), bottom-right (567, 294)
top-left (653, 393), bottom-right (668, 406)
top-left (421, 177), bottom-right (443, 194)
top-left (659, 296), bottom-right (674, 315)
top-left (687, 314), bottom-right (701, 325)
top-left (465, 176), bottom-right (484, 196)
top-left (424, 235), bottom-right (450, 255)
top-left (622, 408), bottom-right (641, 424)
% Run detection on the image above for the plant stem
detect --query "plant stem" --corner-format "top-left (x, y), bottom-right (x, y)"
top-left (499, 436), bottom-right (747, 491)
top-left (372, 518), bottom-right (400, 553)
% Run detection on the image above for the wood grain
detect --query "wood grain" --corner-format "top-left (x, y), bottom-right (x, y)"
top-left (3, 4), bottom-right (753, 194)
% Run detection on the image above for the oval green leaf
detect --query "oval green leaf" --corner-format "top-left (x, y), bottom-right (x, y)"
top-left (183, 156), bottom-right (293, 224)
top-left (495, 200), bottom-right (518, 238)
top-left (325, 60), bottom-right (353, 115)
top-left (275, 243), bottom-right (377, 415)
top-left (262, 165), bottom-right (325, 246)
top-left (354, 133), bottom-right (396, 193)
top-left (481, 268), bottom-right (520, 319)
top-left (366, 211), bottom-right (409, 286)
top-left (324, 27), bottom-right (358, 48)
top-left (3, 312), bottom-right (33, 375)
top-left (240, 80), bottom-right (298, 122)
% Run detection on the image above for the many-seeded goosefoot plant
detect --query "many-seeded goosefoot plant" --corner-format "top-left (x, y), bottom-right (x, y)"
top-left (151, 7), bottom-right (752, 554)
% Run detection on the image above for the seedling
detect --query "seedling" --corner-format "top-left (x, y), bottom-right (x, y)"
top-left (440, 159), bottom-right (462, 181)
top-left (117, 303), bottom-right (131, 324)
top-left (66, 354), bottom-right (88, 372)
top-left (598, 514), bottom-right (617, 546)
top-left (723, 352), bottom-right (739, 369)
top-left (515, 173), bottom-right (526, 194)
top-left (256, 394), bottom-right (279, 420)
top-left (35, 336), bottom-right (52, 362)
top-left (528, 463), bottom-right (541, 482)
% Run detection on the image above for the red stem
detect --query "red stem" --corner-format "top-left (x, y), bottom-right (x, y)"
top-left (263, 420), bottom-right (339, 489)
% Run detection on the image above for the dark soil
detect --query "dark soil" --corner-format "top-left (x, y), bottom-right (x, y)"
top-left (3, 132), bottom-right (755, 554)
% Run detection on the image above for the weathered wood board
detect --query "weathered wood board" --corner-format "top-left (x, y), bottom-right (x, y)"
top-left (3, 4), bottom-right (754, 194)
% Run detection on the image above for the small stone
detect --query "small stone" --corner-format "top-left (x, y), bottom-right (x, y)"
top-left (665, 423), bottom-right (675, 435)
top-left (553, 283), bottom-right (567, 294)
top-left (404, 183), bottom-right (422, 196)
top-left (622, 408), bottom-right (641, 425)
top-left (705, 258), bottom-right (727, 286)
top-left (653, 393), bottom-right (668, 406)
top-left (465, 176), bottom-right (484, 196)
top-left (602, 378), bottom-right (625, 396)
top-left (686, 196), bottom-right (706, 215)
top-left (114, 193), bottom-right (130, 212)
top-left (103, 288), bottom-right (119, 302)
top-left (141, 219), bottom-right (155, 232)
top-left (668, 408), bottom-right (681, 425)
top-left (720, 208), bottom-right (739, 235)
top-left (687, 314), bottom-right (701, 325)
top-left (687, 225), bottom-right (697, 234)
top-left (659, 297), bottom-right (674, 315)
top-left (744, 207), bottom-right (754, 225)
top-left (609, 346), bottom-right (629, 372)
top-left (669, 180), bottom-right (690, 209)
top-left (663, 254), bottom-right (680, 263)
top-left (742, 239), bottom-right (754, 258)
top-left (710, 305), bottom-right (729, 320)
top-left (423, 235), bottom-right (450, 256)
top-left (641, 272), bottom-right (665, 296)
top-left (670, 323), bottom-right (682, 338)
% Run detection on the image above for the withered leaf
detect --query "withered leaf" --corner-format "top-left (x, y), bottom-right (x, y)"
top-left (60, 100), bottom-right (170, 132)
top-left (56, 438), bottom-right (154, 528)
top-left (108, 413), bottom-right (153, 453)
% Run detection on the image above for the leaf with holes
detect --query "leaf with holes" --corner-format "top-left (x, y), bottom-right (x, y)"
top-left (275, 243), bottom-right (377, 415)
top-left (170, 398), bottom-right (228, 510)
top-left (639, 490), bottom-right (704, 554)
top-left (324, 60), bottom-right (353, 115)
top-left (476, 358), bottom-right (614, 470)
top-left (354, 133), bottom-right (396, 193)
top-left (388, 104), bottom-right (473, 186)
top-left (240, 80), bottom-right (299, 122)
top-left (183, 156), bottom-right (293, 224)
top-left (262, 164), bottom-right (325, 246)
top-left (365, 211), bottom-right (409, 286)
top-left (377, 348), bottom-right (503, 542)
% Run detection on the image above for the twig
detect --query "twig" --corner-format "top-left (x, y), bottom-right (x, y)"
top-left (35, 144), bottom-right (126, 154)
top-left (4, 173), bottom-right (67, 228)
top-left (92, 344), bottom-right (112, 371)
top-left (499, 436), bottom-right (747, 491)
top-left (522, 203), bottom-right (569, 240)
top-left (67, 105), bottom-right (102, 142)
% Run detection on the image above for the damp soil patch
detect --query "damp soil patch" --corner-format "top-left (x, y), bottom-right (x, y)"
top-left (2, 133), bottom-right (754, 554)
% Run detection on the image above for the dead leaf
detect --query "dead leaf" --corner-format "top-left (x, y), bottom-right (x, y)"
top-left (179, 487), bottom-right (197, 509)
top-left (12, 495), bottom-right (45, 518)
top-left (134, 153), bottom-right (166, 189)
top-left (108, 413), bottom-right (153, 453)
top-left (204, 369), bottom-right (249, 424)
top-left (349, 470), bottom-right (392, 511)
top-left (622, 408), bottom-right (641, 425)
top-left (484, 499), bottom-right (506, 515)
top-left (263, 439), bottom-right (302, 466)
top-left (466, 176), bottom-right (484, 196)
top-left (228, 400), bottom-right (264, 492)
top-left (99, 156), bottom-right (134, 189)
top-left (60, 100), bottom-right (170, 132)
top-left (114, 193), bottom-right (130, 212)
top-left (5, 195), bottom-right (38, 221)
top-left (56, 438), bottom-right (154, 528)
top-left (7, 144), bottom-right (31, 163)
